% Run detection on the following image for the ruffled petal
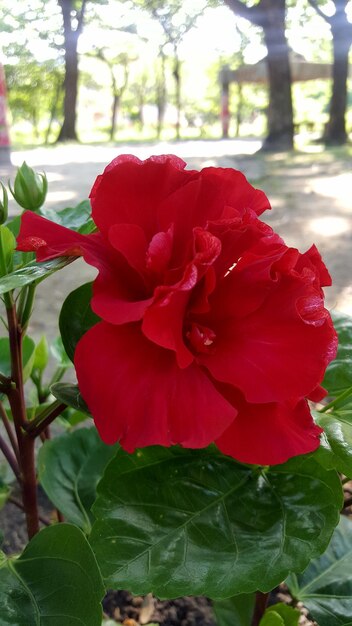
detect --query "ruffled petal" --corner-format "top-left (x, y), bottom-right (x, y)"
top-left (200, 249), bottom-right (337, 403)
top-left (75, 322), bottom-right (236, 450)
top-left (216, 393), bottom-right (322, 465)
top-left (90, 154), bottom-right (194, 240)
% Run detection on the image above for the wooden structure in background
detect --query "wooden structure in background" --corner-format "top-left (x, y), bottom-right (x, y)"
top-left (220, 52), bottom-right (334, 138)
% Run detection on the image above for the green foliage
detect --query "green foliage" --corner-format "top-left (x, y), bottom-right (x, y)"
top-left (38, 427), bottom-right (117, 533)
top-left (41, 199), bottom-right (95, 233)
top-left (32, 336), bottom-right (49, 374)
top-left (9, 162), bottom-right (48, 211)
top-left (0, 226), bottom-right (15, 275)
top-left (0, 524), bottom-right (105, 626)
top-left (59, 282), bottom-right (100, 362)
top-left (324, 312), bottom-right (352, 396)
top-left (0, 336), bottom-right (35, 382)
top-left (260, 603), bottom-right (299, 626)
top-left (287, 515), bottom-right (352, 626)
top-left (212, 594), bottom-right (255, 626)
top-left (0, 256), bottom-right (77, 295)
top-left (90, 446), bottom-right (342, 599)
top-left (313, 408), bottom-right (352, 477)
top-left (50, 336), bottom-right (72, 369)
top-left (51, 382), bottom-right (89, 413)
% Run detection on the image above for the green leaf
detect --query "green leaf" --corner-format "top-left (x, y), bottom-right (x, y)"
top-left (59, 282), bottom-right (100, 362)
top-left (0, 225), bottom-right (15, 275)
top-left (286, 515), bottom-right (352, 626)
top-left (0, 256), bottom-right (76, 295)
top-left (260, 604), bottom-right (299, 626)
top-left (259, 612), bottom-right (284, 626)
top-left (313, 408), bottom-right (352, 477)
top-left (32, 336), bottom-right (49, 373)
top-left (324, 312), bottom-right (352, 397)
top-left (41, 199), bottom-right (95, 233)
top-left (0, 523), bottom-right (105, 625)
top-left (5, 215), bottom-right (21, 238)
top-left (50, 382), bottom-right (90, 414)
top-left (38, 427), bottom-right (118, 533)
top-left (213, 594), bottom-right (255, 626)
top-left (90, 447), bottom-right (342, 599)
top-left (59, 408), bottom-right (91, 428)
top-left (0, 336), bottom-right (35, 381)
top-left (50, 336), bottom-right (72, 368)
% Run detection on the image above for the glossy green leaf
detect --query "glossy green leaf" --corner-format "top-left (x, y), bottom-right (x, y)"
top-left (0, 336), bottom-right (35, 382)
top-left (313, 408), bottom-right (352, 477)
top-left (59, 282), bottom-right (100, 362)
top-left (0, 225), bottom-right (15, 275)
top-left (287, 515), bottom-right (352, 626)
top-left (0, 256), bottom-right (76, 295)
top-left (50, 382), bottom-right (90, 414)
top-left (90, 447), bottom-right (342, 598)
top-left (32, 336), bottom-right (49, 373)
top-left (213, 594), bottom-right (255, 626)
top-left (38, 427), bottom-right (118, 533)
top-left (260, 604), bottom-right (299, 626)
top-left (41, 199), bottom-right (95, 233)
top-left (0, 523), bottom-right (104, 625)
top-left (324, 312), bottom-right (352, 397)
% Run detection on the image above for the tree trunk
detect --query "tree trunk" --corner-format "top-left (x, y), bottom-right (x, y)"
top-left (235, 83), bottom-right (243, 137)
top-left (110, 94), bottom-right (120, 141)
top-left (157, 51), bottom-right (167, 140)
top-left (173, 54), bottom-right (181, 140)
top-left (57, 0), bottom-right (80, 142)
top-left (325, 23), bottom-right (351, 145)
top-left (261, 0), bottom-right (294, 151)
top-left (45, 77), bottom-right (62, 144)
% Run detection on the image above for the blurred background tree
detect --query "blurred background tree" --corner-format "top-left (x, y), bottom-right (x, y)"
top-left (0, 0), bottom-right (350, 149)
top-left (307, 0), bottom-right (352, 145)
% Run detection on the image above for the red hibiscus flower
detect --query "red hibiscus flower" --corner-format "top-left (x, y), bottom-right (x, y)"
top-left (17, 155), bottom-right (337, 465)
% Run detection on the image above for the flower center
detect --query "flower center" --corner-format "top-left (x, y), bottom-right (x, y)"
top-left (185, 322), bottom-right (216, 355)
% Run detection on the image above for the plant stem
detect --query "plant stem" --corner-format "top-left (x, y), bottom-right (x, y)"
top-left (6, 303), bottom-right (39, 539)
top-left (319, 386), bottom-right (352, 413)
top-left (251, 592), bottom-right (269, 626)
top-left (0, 433), bottom-right (21, 482)
top-left (0, 400), bottom-right (20, 463)
top-left (23, 401), bottom-right (66, 438)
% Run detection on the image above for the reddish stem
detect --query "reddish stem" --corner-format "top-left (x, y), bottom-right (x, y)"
top-left (7, 304), bottom-right (39, 539)
top-left (251, 592), bottom-right (270, 626)
top-left (0, 400), bottom-right (20, 463)
top-left (0, 433), bottom-right (21, 482)
top-left (23, 402), bottom-right (66, 438)
top-left (8, 496), bottom-right (50, 526)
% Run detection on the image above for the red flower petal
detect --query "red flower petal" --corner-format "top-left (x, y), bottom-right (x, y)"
top-left (216, 395), bottom-right (322, 465)
top-left (17, 211), bottom-right (88, 260)
top-left (75, 322), bottom-right (236, 450)
top-left (200, 252), bottom-right (337, 403)
top-left (90, 154), bottom-right (194, 240)
top-left (108, 223), bottom-right (147, 276)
